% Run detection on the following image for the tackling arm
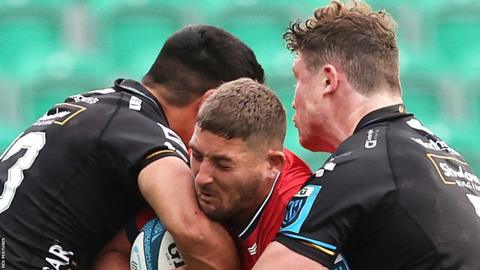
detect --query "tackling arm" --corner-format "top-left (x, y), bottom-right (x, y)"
top-left (138, 157), bottom-right (241, 270)
top-left (92, 229), bottom-right (131, 270)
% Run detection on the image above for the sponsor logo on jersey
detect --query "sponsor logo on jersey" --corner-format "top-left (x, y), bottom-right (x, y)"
top-left (34, 110), bottom-right (71, 126)
top-left (364, 129), bottom-right (379, 149)
top-left (70, 94), bottom-right (99, 105)
top-left (411, 137), bottom-right (459, 155)
top-left (283, 185), bottom-right (321, 227)
top-left (129, 96), bottom-right (142, 111)
top-left (295, 186), bottom-right (315, 197)
top-left (247, 242), bottom-right (258, 255)
top-left (283, 196), bottom-right (307, 228)
top-left (34, 104), bottom-right (86, 126)
top-left (42, 244), bottom-right (76, 270)
top-left (427, 154), bottom-right (480, 191)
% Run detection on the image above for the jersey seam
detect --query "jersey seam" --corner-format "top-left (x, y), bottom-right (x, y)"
top-left (385, 122), bottom-right (399, 201)
top-left (97, 91), bottom-right (125, 148)
top-left (97, 92), bottom-right (138, 173)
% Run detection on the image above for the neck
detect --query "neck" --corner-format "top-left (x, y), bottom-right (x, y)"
top-left (228, 175), bottom-right (277, 234)
top-left (142, 83), bottom-right (197, 145)
top-left (339, 92), bottom-right (403, 141)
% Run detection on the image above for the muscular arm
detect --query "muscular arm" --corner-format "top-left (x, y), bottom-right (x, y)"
top-left (139, 157), bottom-right (241, 270)
top-left (253, 241), bottom-right (328, 270)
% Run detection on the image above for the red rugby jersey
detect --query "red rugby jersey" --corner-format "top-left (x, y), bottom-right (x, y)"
top-left (234, 149), bottom-right (311, 270)
top-left (128, 149), bottom-right (312, 270)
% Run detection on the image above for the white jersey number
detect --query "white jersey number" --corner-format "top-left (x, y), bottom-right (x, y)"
top-left (0, 132), bottom-right (46, 214)
top-left (466, 194), bottom-right (480, 218)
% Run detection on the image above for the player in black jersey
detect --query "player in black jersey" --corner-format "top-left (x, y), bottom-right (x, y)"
top-left (253, 1), bottom-right (480, 270)
top-left (0, 25), bottom-right (264, 270)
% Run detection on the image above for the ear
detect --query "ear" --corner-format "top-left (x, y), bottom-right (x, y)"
top-left (194, 88), bottom-right (216, 112)
top-left (200, 88), bottom-right (216, 104)
top-left (321, 64), bottom-right (339, 96)
top-left (266, 150), bottom-right (285, 180)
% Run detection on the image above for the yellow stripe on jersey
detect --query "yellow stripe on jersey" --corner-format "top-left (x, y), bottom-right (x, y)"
top-left (301, 240), bottom-right (336, 256)
top-left (145, 149), bottom-right (176, 160)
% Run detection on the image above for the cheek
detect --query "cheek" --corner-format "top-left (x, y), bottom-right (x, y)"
top-left (216, 174), bottom-right (249, 206)
top-left (294, 83), bottom-right (310, 108)
top-left (190, 159), bottom-right (200, 176)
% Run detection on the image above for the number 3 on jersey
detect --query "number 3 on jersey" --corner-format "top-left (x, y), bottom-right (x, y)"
top-left (0, 132), bottom-right (46, 214)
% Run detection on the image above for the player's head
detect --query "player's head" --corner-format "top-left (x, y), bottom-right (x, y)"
top-left (286, 0), bottom-right (400, 96)
top-left (284, 0), bottom-right (401, 152)
top-left (189, 78), bottom-right (286, 225)
top-left (142, 25), bottom-right (265, 107)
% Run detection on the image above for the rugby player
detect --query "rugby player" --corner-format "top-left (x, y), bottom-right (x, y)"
top-left (0, 25), bottom-right (264, 270)
top-left (253, 1), bottom-right (480, 269)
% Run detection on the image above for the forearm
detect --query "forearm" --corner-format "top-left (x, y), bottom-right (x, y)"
top-left (139, 157), bottom-right (241, 270)
top-left (170, 211), bottom-right (240, 270)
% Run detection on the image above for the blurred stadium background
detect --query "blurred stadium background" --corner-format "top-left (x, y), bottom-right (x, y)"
top-left (0, 0), bottom-right (478, 172)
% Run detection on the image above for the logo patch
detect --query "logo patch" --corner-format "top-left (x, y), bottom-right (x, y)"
top-left (283, 197), bottom-right (307, 227)
top-left (281, 185), bottom-right (322, 233)
top-left (427, 154), bottom-right (480, 191)
top-left (70, 94), bottom-right (99, 104)
top-left (34, 103), bottom-right (86, 126)
top-left (364, 129), bottom-right (379, 149)
top-left (129, 96), bottom-right (142, 111)
top-left (247, 242), bottom-right (258, 255)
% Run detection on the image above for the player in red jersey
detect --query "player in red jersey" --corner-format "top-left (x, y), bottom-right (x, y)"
top-left (96, 78), bottom-right (312, 270)
top-left (188, 78), bottom-right (311, 270)
top-left (128, 147), bottom-right (310, 270)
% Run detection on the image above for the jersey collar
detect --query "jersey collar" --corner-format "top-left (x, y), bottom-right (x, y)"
top-left (113, 79), bottom-right (169, 125)
top-left (238, 172), bottom-right (281, 239)
top-left (354, 104), bottom-right (412, 133)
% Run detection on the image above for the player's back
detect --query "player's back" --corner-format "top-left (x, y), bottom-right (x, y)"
top-left (384, 117), bottom-right (480, 269)
top-left (0, 79), bottom-right (187, 269)
top-left (338, 114), bottom-right (480, 269)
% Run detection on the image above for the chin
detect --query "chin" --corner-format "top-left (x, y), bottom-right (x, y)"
top-left (299, 136), bottom-right (315, 151)
top-left (201, 206), bottom-right (227, 221)
top-left (300, 137), bottom-right (329, 152)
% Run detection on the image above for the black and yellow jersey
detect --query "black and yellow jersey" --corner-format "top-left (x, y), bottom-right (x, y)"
top-left (277, 104), bottom-right (480, 270)
top-left (0, 79), bottom-right (188, 269)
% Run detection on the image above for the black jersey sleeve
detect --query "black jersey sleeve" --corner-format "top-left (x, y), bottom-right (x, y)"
top-left (276, 127), bottom-right (395, 267)
top-left (99, 96), bottom-right (189, 182)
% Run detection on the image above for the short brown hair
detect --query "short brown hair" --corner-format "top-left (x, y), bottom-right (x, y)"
top-left (197, 78), bottom-right (286, 149)
top-left (284, 0), bottom-right (401, 95)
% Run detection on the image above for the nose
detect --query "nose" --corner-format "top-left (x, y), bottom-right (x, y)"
top-left (292, 101), bottom-right (296, 110)
top-left (194, 160), bottom-right (214, 187)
